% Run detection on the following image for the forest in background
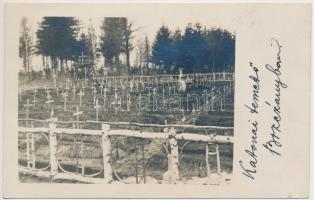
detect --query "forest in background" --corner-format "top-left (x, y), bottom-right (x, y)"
top-left (19, 17), bottom-right (235, 80)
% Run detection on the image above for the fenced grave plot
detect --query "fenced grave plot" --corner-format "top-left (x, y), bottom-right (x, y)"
top-left (18, 73), bottom-right (234, 184)
top-left (178, 141), bottom-right (233, 185)
top-left (56, 134), bottom-right (104, 178)
top-left (110, 137), bottom-right (166, 184)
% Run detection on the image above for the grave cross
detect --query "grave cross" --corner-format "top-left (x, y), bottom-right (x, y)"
top-left (24, 99), bottom-right (32, 119)
top-left (95, 99), bottom-right (101, 121)
top-left (121, 84), bottom-right (125, 98)
top-left (111, 93), bottom-right (122, 114)
top-left (78, 89), bottom-right (84, 107)
top-left (181, 109), bottom-right (186, 124)
top-left (62, 91), bottom-right (68, 111)
top-left (46, 90), bottom-right (54, 105)
top-left (72, 84), bottom-right (76, 100)
top-left (79, 51), bottom-right (87, 83)
top-left (73, 106), bottom-right (83, 122)
top-left (192, 103), bottom-right (196, 125)
top-left (100, 84), bottom-right (104, 96)
top-left (32, 92), bottom-right (38, 108)
top-left (220, 94), bottom-right (225, 112)
top-left (81, 83), bottom-right (86, 94)
top-left (103, 86), bottom-right (108, 109)
top-left (168, 86), bottom-right (172, 96)
top-left (93, 87), bottom-right (97, 107)
top-left (127, 94), bottom-right (131, 111)
top-left (136, 81), bottom-right (139, 92)
top-left (53, 72), bottom-right (57, 88)
top-left (129, 81), bottom-right (134, 92)
top-left (79, 52), bottom-right (87, 65)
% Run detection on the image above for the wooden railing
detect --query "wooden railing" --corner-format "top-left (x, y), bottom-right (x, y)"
top-left (18, 119), bottom-right (233, 184)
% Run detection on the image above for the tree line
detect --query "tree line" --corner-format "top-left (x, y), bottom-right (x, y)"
top-left (19, 17), bottom-right (235, 80)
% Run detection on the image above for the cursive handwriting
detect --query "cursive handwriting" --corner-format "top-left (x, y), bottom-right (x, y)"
top-left (239, 61), bottom-right (260, 180)
top-left (263, 38), bottom-right (287, 156)
top-left (239, 120), bottom-right (258, 180)
top-left (245, 62), bottom-right (260, 114)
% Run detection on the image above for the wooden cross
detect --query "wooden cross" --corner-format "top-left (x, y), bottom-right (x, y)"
top-left (81, 83), bottom-right (86, 94)
top-left (220, 94), bottom-right (225, 111)
top-left (129, 81), bottom-right (134, 92)
top-left (107, 81), bottom-right (111, 92)
top-left (181, 109), bottom-right (186, 124)
top-left (46, 91), bottom-right (54, 105)
top-left (127, 94), bottom-right (132, 111)
top-left (78, 52), bottom-right (88, 83)
top-left (103, 86), bottom-right (108, 109)
top-left (162, 86), bottom-right (165, 98)
top-left (94, 99), bottom-right (101, 121)
top-left (93, 87), bottom-right (97, 107)
top-left (53, 72), bottom-right (57, 88)
top-left (73, 106), bottom-right (83, 122)
top-left (62, 91), bottom-right (68, 111)
top-left (78, 89), bottom-right (84, 107)
top-left (114, 83), bottom-right (117, 95)
top-left (100, 85), bottom-right (104, 95)
top-left (32, 93), bottom-right (38, 108)
top-left (84, 68), bottom-right (87, 83)
top-left (72, 84), bottom-right (76, 100)
top-left (74, 137), bottom-right (85, 174)
top-left (136, 82), bottom-right (139, 92)
top-left (192, 103), bottom-right (196, 125)
top-left (121, 84), bottom-right (126, 98)
top-left (24, 99), bottom-right (32, 119)
top-left (79, 51), bottom-right (87, 65)
top-left (111, 93), bottom-right (122, 114)
top-left (66, 78), bottom-right (71, 91)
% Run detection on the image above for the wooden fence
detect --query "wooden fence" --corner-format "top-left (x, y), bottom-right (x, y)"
top-left (18, 119), bottom-right (233, 184)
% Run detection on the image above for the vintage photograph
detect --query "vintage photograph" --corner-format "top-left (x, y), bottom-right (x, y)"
top-left (3, 2), bottom-right (311, 198)
top-left (17, 15), bottom-right (235, 184)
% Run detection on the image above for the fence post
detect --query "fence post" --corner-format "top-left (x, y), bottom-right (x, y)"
top-left (48, 119), bottom-right (58, 179)
top-left (168, 127), bottom-right (180, 183)
top-left (101, 124), bottom-right (113, 183)
top-left (205, 143), bottom-right (211, 179)
top-left (31, 121), bottom-right (36, 169)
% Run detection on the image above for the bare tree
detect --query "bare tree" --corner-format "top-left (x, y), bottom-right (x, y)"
top-left (134, 35), bottom-right (151, 75)
top-left (19, 17), bottom-right (34, 80)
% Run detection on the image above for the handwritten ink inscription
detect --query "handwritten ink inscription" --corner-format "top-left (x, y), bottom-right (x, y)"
top-left (264, 38), bottom-right (287, 156)
top-left (240, 38), bottom-right (287, 180)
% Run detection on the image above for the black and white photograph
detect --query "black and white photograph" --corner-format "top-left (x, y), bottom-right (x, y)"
top-left (3, 3), bottom-right (311, 198)
top-left (17, 15), bottom-right (235, 184)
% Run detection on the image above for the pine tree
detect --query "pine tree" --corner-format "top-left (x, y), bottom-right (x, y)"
top-left (152, 25), bottom-right (173, 73)
top-left (36, 17), bottom-right (80, 75)
top-left (100, 17), bottom-right (125, 72)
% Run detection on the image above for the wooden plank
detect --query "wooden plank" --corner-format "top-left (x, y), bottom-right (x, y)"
top-left (54, 128), bottom-right (101, 136)
top-left (176, 133), bottom-right (233, 143)
top-left (19, 127), bottom-right (49, 133)
top-left (109, 130), bottom-right (167, 139)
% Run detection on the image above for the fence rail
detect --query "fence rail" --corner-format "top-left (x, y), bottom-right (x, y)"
top-left (18, 118), bottom-right (233, 184)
